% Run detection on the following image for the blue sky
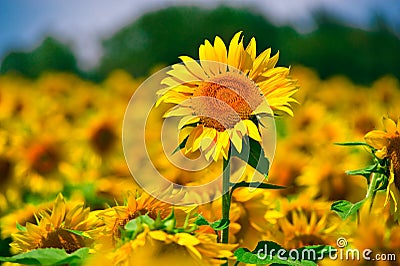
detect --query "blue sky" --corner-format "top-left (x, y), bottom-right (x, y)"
top-left (0, 0), bottom-right (399, 69)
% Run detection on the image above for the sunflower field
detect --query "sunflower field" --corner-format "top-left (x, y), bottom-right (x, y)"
top-left (0, 31), bottom-right (400, 266)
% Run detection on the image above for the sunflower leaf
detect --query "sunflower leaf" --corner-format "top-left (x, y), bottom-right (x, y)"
top-left (231, 138), bottom-right (269, 176)
top-left (0, 247), bottom-right (90, 265)
top-left (172, 136), bottom-right (188, 155)
top-left (16, 221), bottom-right (27, 232)
top-left (234, 241), bottom-right (334, 265)
top-left (331, 200), bottom-right (365, 220)
top-left (210, 218), bottom-right (230, 231)
top-left (231, 181), bottom-right (286, 191)
top-left (334, 141), bottom-right (375, 150)
top-left (194, 215), bottom-right (229, 231)
top-left (194, 214), bottom-right (210, 226)
top-left (65, 229), bottom-right (92, 239)
top-left (346, 164), bottom-right (378, 180)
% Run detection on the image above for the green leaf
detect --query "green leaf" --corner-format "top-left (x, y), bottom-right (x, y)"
top-left (124, 218), bottom-right (139, 232)
top-left (172, 136), bottom-right (188, 155)
top-left (194, 215), bottom-right (229, 231)
top-left (194, 214), bottom-right (210, 226)
top-left (331, 200), bottom-right (365, 220)
top-left (210, 218), bottom-right (230, 231)
top-left (65, 229), bottom-right (92, 239)
top-left (0, 247), bottom-right (90, 265)
top-left (231, 181), bottom-right (286, 191)
top-left (231, 138), bottom-right (270, 176)
top-left (334, 142), bottom-right (375, 150)
top-left (16, 221), bottom-right (27, 232)
top-left (234, 241), bottom-right (334, 265)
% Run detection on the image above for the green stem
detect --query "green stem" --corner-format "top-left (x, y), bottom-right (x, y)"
top-left (221, 151), bottom-right (231, 245)
top-left (366, 173), bottom-right (379, 212)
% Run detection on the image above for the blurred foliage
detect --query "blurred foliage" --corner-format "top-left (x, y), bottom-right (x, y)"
top-left (97, 6), bottom-right (400, 84)
top-left (0, 37), bottom-right (79, 78)
top-left (1, 5), bottom-right (399, 84)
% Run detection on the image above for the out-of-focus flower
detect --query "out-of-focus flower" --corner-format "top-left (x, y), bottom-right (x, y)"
top-left (296, 147), bottom-right (366, 202)
top-left (0, 201), bottom-right (53, 239)
top-left (89, 226), bottom-right (236, 266)
top-left (268, 195), bottom-right (344, 250)
top-left (10, 194), bottom-right (102, 253)
top-left (157, 31), bottom-right (298, 161)
top-left (365, 117), bottom-right (400, 221)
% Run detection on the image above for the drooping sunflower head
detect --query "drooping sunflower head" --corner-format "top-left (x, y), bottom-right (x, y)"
top-left (365, 117), bottom-right (400, 220)
top-left (10, 194), bottom-right (102, 254)
top-left (89, 224), bottom-right (236, 266)
top-left (97, 190), bottom-right (175, 242)
top-left (157, 31), bottom-right (298, 161)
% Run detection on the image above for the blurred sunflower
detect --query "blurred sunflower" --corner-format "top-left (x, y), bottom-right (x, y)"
top-left (344, 196), bottom-right (400, 266)
top-left (10, 194), bottom-right (102, 254)
top-left (0, 201), bottom-right (53, 239)
top-left (157, 31), bottom-right (298, 161)
top-left (89, 226), bottom-right (236, 266)
top-left (364, 117), bottom-right (400, 221)
top-left (268, 195), bottom-right (344, 250)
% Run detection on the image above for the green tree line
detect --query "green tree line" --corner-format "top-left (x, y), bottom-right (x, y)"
top-left (1, 5), bottom-right (399, 84)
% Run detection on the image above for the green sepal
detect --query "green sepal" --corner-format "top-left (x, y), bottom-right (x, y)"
top-left (331, 200), bottom-right (365, 220)
top-left (194, 214), bottom-right (230, 231)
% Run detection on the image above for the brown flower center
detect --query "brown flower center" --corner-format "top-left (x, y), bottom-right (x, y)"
top-left (388, 135), bottom-right (400, 191)
top-left (39, 228), bottom-right (86, 253)
top-left (0, 156), bottom-right (12, 185)
top-left (90, 123), bottom-right (116, 155)
top-left (191, 72), bottom-right (263, 131)
top-left (27, 143), bottom-right (59, 175)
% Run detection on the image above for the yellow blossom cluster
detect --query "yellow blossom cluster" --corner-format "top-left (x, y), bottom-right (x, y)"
top-left (0, 65), bottom-right (399, 265)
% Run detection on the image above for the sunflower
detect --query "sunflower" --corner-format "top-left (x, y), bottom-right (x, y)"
top-left (0, 201), bottom-right (53, 239)
top-left (157, 31), bottom-right (298, 161)
top-left (97, 190), bottom-right (178, 242)
top-left (268, 195), bottom-right (344, 250)
top-left (10, 193), bottom-right (102, 254)
top-left (88, 226), bottom-right (236, 266)
top-left (364, 117), bottom-right (400, 221)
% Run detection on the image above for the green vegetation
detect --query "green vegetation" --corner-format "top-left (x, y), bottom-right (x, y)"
top-left (1, 5), bottom-right (399, 84)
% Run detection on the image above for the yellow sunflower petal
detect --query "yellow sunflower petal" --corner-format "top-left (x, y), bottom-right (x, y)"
top-left (185, 126), bottom-right (204, 152)
top-left (163, 106), bottom-right (193, 118)
top-left (199, 44), bottom-right (215, 77)
top-left (51, 193), bottom-right (66, 228)
top-left (178, 116), bottom-right (199, 129)
top-left (167, 64), bottom-right (200, 83)
top-left (227, 31), bottom-right (243, 70)
top-left (397, 117), bottom-right (400, 132)
top-left (213, 36), bottom-right (228, 68)
top-left (179, 56), bottom-right (208, 80)
top-left (230, 129), bottom-right (243, 153)
top-left (199, 128), bottom-right (217, 151)
top-left (249, 48), bottom-right (271, 80)
top-left (243, 120), bottom-right (261, 141)
top-left (364, 130), bottom-right (389, 150)
top-left (383, 117), bottom-right (397, 134)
